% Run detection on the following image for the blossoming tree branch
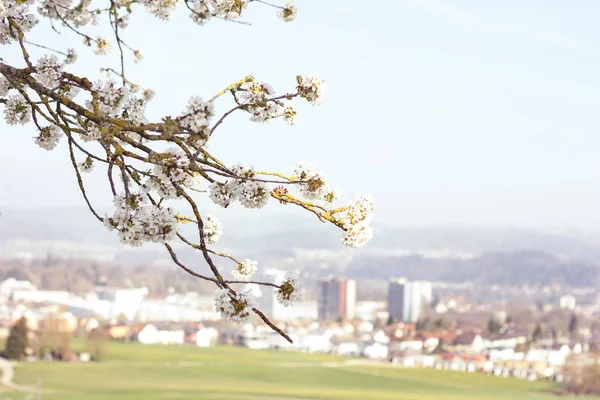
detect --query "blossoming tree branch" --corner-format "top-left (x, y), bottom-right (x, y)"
top-left (0, 0), bottom-right (374, 342)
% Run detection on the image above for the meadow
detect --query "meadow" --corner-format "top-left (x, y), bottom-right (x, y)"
top-left (3, 342), bottom-right (587, 400)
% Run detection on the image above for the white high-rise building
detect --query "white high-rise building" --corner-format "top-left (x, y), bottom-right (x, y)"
top-left (388, 279), bottom-right (432, 323)
top-left (259, 269), bottom-right (287, 321)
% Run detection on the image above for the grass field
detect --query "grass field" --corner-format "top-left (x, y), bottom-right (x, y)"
top-left (3, 342), bottom-right (591, 400)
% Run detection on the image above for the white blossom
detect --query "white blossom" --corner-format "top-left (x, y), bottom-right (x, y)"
top-left (209, 165), bottom-right (269, 209)
top-left (232, 259), bottom-right (257, 281)
top-left (341, 223), bottom-right (373, 248)
top-left (3, 94), bottom-right (31, 125)
top-left (65, 48), bottom-right (77, 64)
top-left (333, 193), bottom-right (374, 248)
top-left (34, 125), bottom-right (62, 151)
top-left (142, 147), bottom-right (198, 199)
top-left (209, 182), bottom-right (236, 208)
top-left (237, 179), bottom-right (269, 209)
top-left (80, 122), bottom-right (103, 142)
top-left (189, 0), bottom-right (212, 25)
top-left (94, 37), bottom-right (112, 55)
top-left (141, 0), bottom-right (179, 20)
top-left (203, 214), bottom-right (222, 244)
top-left (103, 194), bottom-right (178, 246)
top-left (215, 0), bottom-right (247, 20)
top-left (297, 75), bottom-right (325, 105)
top-left (34, 54), bottom-right (63, 88)
top-left (283, 105), bottom-right (296, 125)
top-left (277, 271), bottom-right (302, 307)
top-left (1, 6), bottom-right (37, 45)
top-left (278, 1), bottom-right (298, 22)
top-left (214, 287), bottom-right (256, 323)
top-left (293, 162), bottom-right (330, 201)
top-left (79, 156), bottom-right (94, 173)
top-left (180, 96), bottom-right (214, 142)
top-left (87, 79), bottom-right (129, 117)
top-left (0, 76), bottom-right (11, 96)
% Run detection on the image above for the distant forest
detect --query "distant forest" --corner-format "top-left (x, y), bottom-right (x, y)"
top-left (343, 250), bottom-right (598, 288)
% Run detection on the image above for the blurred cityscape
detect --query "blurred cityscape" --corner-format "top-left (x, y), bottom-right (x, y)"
top-left (0, 264), bottom-right (598, 383)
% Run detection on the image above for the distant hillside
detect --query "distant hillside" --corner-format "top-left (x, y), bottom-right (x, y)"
top-left (340, 250), bottom-right (599, 288)
top-left (0, 258), bottom-right (216, 294)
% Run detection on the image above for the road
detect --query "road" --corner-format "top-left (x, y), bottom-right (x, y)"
top-left (0, 358), bottom-right (44, 394)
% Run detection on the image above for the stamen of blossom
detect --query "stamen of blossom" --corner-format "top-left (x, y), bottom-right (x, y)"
top-left (278, 1), bottom-right (298, 22)
top-left (297, 75), bottom-right (325, 105)
top-left (214, 287), bottom-right (256, 323)
top-left (203, 214), bottom-right (222, 244)
top-left (232, 259), bottom-right (257, 281)
top-left (277, 272), bottom-right (301, 307)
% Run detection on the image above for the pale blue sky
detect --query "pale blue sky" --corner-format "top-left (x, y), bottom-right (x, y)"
top-left (1, 0), bottom-right (599, 229)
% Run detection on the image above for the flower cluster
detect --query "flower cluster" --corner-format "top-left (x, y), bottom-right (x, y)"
top-left (209, 165), bottom-right (269, 209)
top-left (79, 156), bottom-right (94, 173)
top-left (189, 0), bottom-right (212, 25)
top-left (103, 194), bottom-right (178, 246)
top-left (180, 96), bottom-right (214, 145)
top-left (232, 259), bottom-right (257, 281)
top-left (38, 0), bottom-right (99, 28)
top-left (142, 148), bottom-right (199, 199)
top-left (0, 0), bottom-right (37, 46)
top-left (34, 125), bottom-right (62, 151)
top-left (141, 0), bottom-right (179, 20)
top-left (297, 75), bottom-right (325, 105)
top-left (94, 37), bottom-right (111, 55)
top-left (278, 1), bottom-right (298, 22)
top-left (3, 94), bottom-right (31, 125)
top-left (333, 194), bottom-right (374, 248)
top-left (292, 162), bottom-right (338, 204)
top-left (277, 272), bottom-right (301, 306)
top-left (215, 0), bottom-right (247, 20)
top-left (34, 54), bottom-right (63, 88)
top-left (87, 79), bottom-right (129, 117)
top-left (214, 287), bottom-right (256, 323)
top-left (0, 76), bottom-right (11, 96)
top-left (203, 214), bottom-right (222, 244)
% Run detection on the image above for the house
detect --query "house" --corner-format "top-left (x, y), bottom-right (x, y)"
top-left (297, 328), bottom-right (332, 353)
top-left (526, 344), bottom-right (570, 366)
top-left (334, 341), bottom-right (360, 356)
top-left (195, 327), bottom-right (219, 347)
top-left (452, 332), bottom-right (483, 354)
top-left (363, 342), bottom-right (388, 359)
top-left (137, 323), bottom-right (185, 345)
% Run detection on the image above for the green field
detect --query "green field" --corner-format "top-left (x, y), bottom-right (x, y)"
top-left (3, 342), bottom-right (587, 400)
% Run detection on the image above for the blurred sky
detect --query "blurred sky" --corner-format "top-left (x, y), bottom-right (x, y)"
top-left (1, 0), bottom-right (599, 229)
